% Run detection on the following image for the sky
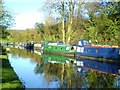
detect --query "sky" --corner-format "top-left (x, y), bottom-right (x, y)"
top-left (4, 0), bottom-right (46, 30)
top-left (4, 0), bottom-right (118, 30)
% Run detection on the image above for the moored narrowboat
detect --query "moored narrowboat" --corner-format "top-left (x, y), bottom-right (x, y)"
top-left (24, 42), bottom-right (34, 50)
top-left (43, 40), bottom-right (75, 57)
top-left (34, 42), bottom-right (43, 50)
top-left (75, 39), bottom-right (120, 60)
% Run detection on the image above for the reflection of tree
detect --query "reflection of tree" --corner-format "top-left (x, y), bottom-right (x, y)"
top-left (61, 64), bottom-right (83, 88)
top-left (33, 53), bottom-right (118, 88)
top-left (34, 57), bottom-right (44, 75)
top-left (34, 63), bottom-right (44, 74)
top-left (10, 48), bottom-right (42, 63)
top-left (34, 59), bottom-right (84, 88)
top-left (43, 63), bottom-right (62, 83)
top-left (85, 70), bottom-right (117, 88)
top-left (66, 65), bottom-right (72, 88)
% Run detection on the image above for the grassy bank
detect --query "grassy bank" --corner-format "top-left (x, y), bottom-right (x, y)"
top-left (0, 47), bottom-right (24, 89)
top-left (2, 38), bottom-right (14, 43)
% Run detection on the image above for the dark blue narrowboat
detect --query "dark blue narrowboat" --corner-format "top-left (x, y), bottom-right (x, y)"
top-left (75, 39), bottom-right (120, 60)
top-left (76, 58), bottom-right (120, 76)
top-left (24, 42), bottom-right (34, 50)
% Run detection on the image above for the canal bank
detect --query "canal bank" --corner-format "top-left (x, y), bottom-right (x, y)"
top-left (0, 46), bottom-right (24, 89)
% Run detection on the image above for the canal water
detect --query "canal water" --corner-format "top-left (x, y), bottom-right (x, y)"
top-left (8, 48), bottom-right (120, 88)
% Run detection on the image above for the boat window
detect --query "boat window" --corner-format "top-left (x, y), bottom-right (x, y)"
top-left (88, 49), bottom-right (90, 52)
top-left (48, 46), bottom-right (51, 48)
top-left (88, 64), bottom-right (90, 66)
top-left (95, 65), bottom-right (98, 68)
top-left (71, 46), bottom-right (74, 50)
top-left (78, 41), bottom-right (82, 46)
top-left (83, 41), bottom-right (90, 46)
top-left (59, 41), bottom-right (63, 44)
top-left (96, 50), bottom-right (98, 53)
top-left (66, 47), bottom-right (70, 50)
top-left (55, 47), bottom-right (57, 49)
top-left (60, 48), bottom-right (63, 50)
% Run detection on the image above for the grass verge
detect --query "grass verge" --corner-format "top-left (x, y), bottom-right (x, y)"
top-left (0, 54), bottom-right (24, 89)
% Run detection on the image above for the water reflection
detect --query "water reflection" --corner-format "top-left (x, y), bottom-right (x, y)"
top-left (35, 54), bottom-right (77, 88)
top-left (76, 59), bottom-right (120, 76)
top-left (76, 59), bottom-right (120, 88)
top-left (42, 54), bottom-right (75, 64)
top-left (10, 48), bottom-right (42, 63)
top-left (8, 48), bottom-right (120, 88)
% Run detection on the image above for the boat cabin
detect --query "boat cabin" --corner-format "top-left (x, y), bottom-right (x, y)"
top-left (44, 40), bottom-right (53, 45)
top-left (77, 39), bottom-right (91, 47)
top-left (55, 40), bottom-right (63, 45)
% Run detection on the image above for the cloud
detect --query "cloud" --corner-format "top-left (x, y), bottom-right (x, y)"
top-left (12, 12), bottom-right (45, 30)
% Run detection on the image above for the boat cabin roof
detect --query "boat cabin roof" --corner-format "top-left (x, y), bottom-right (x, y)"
top-left (78, 39), bottom-right (91, 46)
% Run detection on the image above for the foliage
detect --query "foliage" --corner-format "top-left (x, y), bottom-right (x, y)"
top-left (0, 1), bottom-right (14, 39)
top-left (35, 17), bottom-right (62, 42)
top-left (84, 2), bottom-right (120, 45)
top-left (35, 23), bottom-right (44, 40)
top-left (0, 55), bottom-right (7, 59)
top-left (38, 1), bottom-right (118, 45)
top-left (10, 29), bottom-right (42, 42)
top-left (1, 29), bottom-right (10, 39)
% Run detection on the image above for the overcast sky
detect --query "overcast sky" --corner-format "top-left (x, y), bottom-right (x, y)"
top-left (4, 0), bottom-right (45, 30)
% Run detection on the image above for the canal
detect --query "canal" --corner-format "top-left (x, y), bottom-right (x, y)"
top-left (7, 47), bottom-right (120, 88)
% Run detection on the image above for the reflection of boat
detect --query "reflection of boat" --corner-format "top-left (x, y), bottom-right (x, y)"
top-left (75, 39), bottom-right (120, 60)
top-left (24, 48), bottom-right (34, 52)
top-left (42, 54), bottom-right (75, 64)
top-left (43, 40), bottom-right (75, 57)
top-left (34, 50), bottom-right (43, 55)
top-left (76, 58), bottom-right (120, 76)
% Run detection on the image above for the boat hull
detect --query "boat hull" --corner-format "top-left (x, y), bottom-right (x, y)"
top-left (43, 50), bottom-right (75, 58)
top-left (75, 46), bottom-right (120, 60)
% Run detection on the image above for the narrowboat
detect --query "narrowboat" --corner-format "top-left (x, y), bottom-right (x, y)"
top-left (42, 54), bottom-right (75, 64)
top-left (76, 58), bottom-right (120, 76)
top-left (34, 42), bottom-right (43, 50)
top-left (43, 40), bottom-right (75, 57)
top-left (75, 39), bottom-right (120, 60)
top-left (24, 42), bottom-right (34, 50)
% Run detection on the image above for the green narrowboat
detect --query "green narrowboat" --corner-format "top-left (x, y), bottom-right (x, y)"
top-left (43, 40), bottom-right (75, 57)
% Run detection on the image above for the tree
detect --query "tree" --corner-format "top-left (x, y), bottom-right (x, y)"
top-left (42, 0), bottom-right (80, 44)
top-left (83, 2), bottom-right (119, 45)
top-left (41, 0), bottom-right (65, 43)
top-left (61, 0), bottom-right (65, 44)
top-left (35, 22), bottom-right (45, 40)
top-left (41, 1), bottom-right (119, 45)
top-left (0, 1), bottom-right (14, 39)
top-left (66, 0), bottom-right (76, 44)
